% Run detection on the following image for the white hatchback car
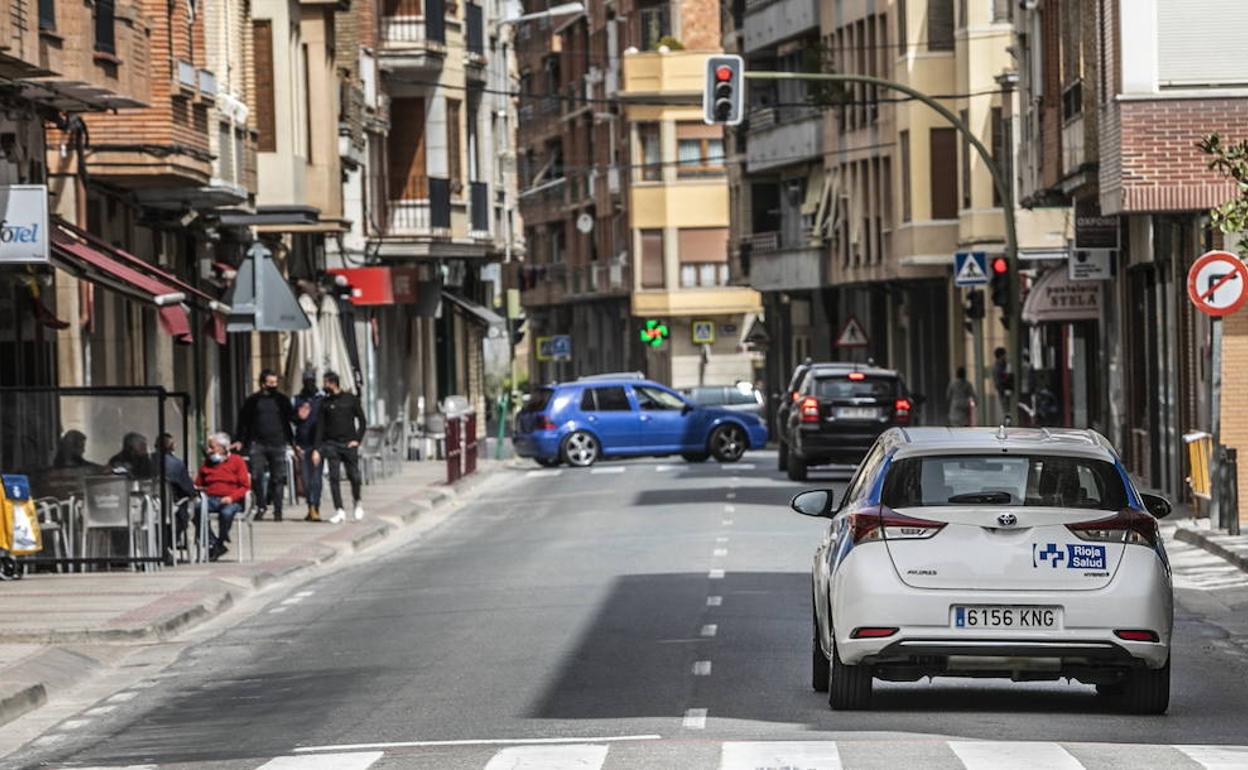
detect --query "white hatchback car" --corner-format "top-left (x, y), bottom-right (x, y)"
top-left (792, 427), bottom-right (1174, 713)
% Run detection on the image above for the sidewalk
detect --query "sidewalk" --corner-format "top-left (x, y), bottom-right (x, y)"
top-left (1172, 516), bottom-right (1248, 571)
top-left (0, 459), bottom-right (499, 728)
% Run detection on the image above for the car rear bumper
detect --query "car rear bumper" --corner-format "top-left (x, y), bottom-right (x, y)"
top-left (826, 546), bottom-right (1173, 671)
top-left (794, 426), bottom-right (883, 463)
top-left (513, 431), bottom-right (561, 459)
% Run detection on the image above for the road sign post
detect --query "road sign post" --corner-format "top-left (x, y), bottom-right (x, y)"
top-left (1188, 250), bottom-right (1248, 532)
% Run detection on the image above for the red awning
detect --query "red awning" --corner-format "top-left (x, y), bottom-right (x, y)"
top-left (51, 234), bottom-right (195, 344)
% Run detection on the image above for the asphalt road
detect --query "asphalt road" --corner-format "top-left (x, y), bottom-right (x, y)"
top-left (10, 452), bottom-right (1248, 770)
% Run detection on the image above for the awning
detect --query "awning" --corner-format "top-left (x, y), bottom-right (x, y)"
top-left (225, 243), bottom-right (313, 332)
top-left (51, 234), bottom-right (194, 344)
top-left (442, 291), bottom-right (505, 329)
top-left (1022, 266), bottom-right (1102, 324)
top-left (328, 267), bottom-right (421, 306)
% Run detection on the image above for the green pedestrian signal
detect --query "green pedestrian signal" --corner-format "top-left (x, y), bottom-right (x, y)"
top-left (640, 319), bottom-right (669, 348)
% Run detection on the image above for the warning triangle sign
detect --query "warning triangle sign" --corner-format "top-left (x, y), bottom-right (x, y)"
top-left (835, 316), bottom-right (869, 348)
top-left (955, 252), bottom-right (989, 286)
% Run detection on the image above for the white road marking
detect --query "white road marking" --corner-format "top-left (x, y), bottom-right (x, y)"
top-left (1175, 745), bottom-right (1248, 768)
top-left (701, 624), bottom-right (719, 637)
top-left (83, 705), bottom-right (116, 716)
top-left (590, 466), bottom-right (626, 475)
top-left (296, 736), bottom-right (661, 753)
top-left (524, 469), bottom-right (562, 479)
top-left (269, 606), bottom-right (289, 614)
top-left (483, 744), bottom-right (609, 770)
top-left (655, 464), bottom-right (676, 472)
top-left (713, 548), bottom-right (728, 557)
top-left (948, 741), bottom-right (1083, 769)
top-left (706, 596), bottom-right (723, 606)
top-left (721, 741), bottom-right (842, 770)
top-left (106, 691), bottom-right (139, 702)
top-left (727, 463), bottom-right (755, 470)
top-left (57, 718), bottom-right (92, 731)
top-left (726, 492), bottom-right (737, 500)
top-left (708, 569), bottom-right (725, 580)
top-left (280, 596), bottom-right (305, 605)
top-left (722, 519), bottom-right (734, 526)
top-left (682, 708), bottom-right (708, 729)
top-left (256, 752), bottom-right (384, 770)
top-left (715, 536), bottom-right (728, 544)
top-left (692, 660), bottom-right (712, 676)
top-left (723, 505), bottom-right (736, 513)
top-left (295, 590), bottom-right (315, 598)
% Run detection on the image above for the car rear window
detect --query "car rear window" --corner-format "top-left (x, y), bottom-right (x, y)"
top-left (881, 454), bottom-right (1129, 510)
top-left (813, 376), bottom-right (898, 399)
top-left (726, 387), bottom-right (758, 406)
top-left (685, 387), bottom-right (725, 406)
top-left (522, 388), bottom-right (555, 413)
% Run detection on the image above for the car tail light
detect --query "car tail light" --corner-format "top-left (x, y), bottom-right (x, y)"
top-left (848, 371), bottom-right (866, 381)
top-left (851, 627), bottom-right (899, 639)
top-left (1066, 509), bottom-right (1159, 548)
top-left (799, 396), bottom-right (821, 423)
top-left (849, 507), bottom-right (946, 544)
top-left (537, 416), bottom-right (557, 431)
top-left (1114, 629), bottom-right (1160, 643)
top-left (894, 397), bottom-right (913, 425)
top-left (791, 391), bottom-right (801, 402)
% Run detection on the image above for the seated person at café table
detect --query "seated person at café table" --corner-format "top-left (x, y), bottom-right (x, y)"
top-left (154, 432), bottom-right (197, 546)
top-left (108, 432), bottom-right (156, 479)
top-left (33, 430), bottom-right (107, 499)
top-left (194, 432), bottom-right (251, 561)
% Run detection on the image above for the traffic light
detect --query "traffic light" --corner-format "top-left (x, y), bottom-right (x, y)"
top-left (964, 289), bottom-right (985, 320)
top-left (704, 55), bottom-right (744, 126)
top-left (989, 256), bottom-right (1009, 309)
top-left (511, 316), bottom-right (527, 347)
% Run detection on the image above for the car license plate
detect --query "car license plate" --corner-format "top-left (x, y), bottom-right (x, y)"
top-left (835, 407), bottom-right (878, 420)
top-left (952, 606), bottom-right (1060, 629)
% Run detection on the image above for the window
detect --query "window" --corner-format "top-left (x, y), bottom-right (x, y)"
top-left (678, 228), bottom-right (729, 287)
top-left (39, 0), bottom-right (54, 30)
top-left (926, 0), bottom-right (954, 51)
top-left (960, 109), bottom-right (971, 210)
top-left (641, 229), bottom-right (664, 288)
top-left (676, 128), bottom-right (725, 178)
top-left (992, 0), bottom-right (1011, 22)
top-left (588, 386), bottom-right (631, 411)
top-left (638, 123), bottom-right (661, 181)
top-left (897, 0), bottom-right (907, 50)
top-left (899, 130), bottom-right (912, 222)
top-left (991, 106), bottom-right (1004, 207)
top-left (522, 388), bottom-right (555, 413)
top-left (880, 455), bottom-right (1129, 510)
top-left (253, 21), bottom-right (276, 152)
top-left (388, 98), bottom-right (427, 198)
top-left (94, 0), bottom-right (115, 54)
top-left (1157, 2), bottom-right (1248, 88)
top-left (447, 99), bottom-right (463, 195)
top-left (635, 386), bottom-right (686, 410)
top-left (813, 376), bottom-right (900, 399)
top-left (638, 1), bottom-right (670, 50)
top-left (930, 127), bottom-right (958, 219)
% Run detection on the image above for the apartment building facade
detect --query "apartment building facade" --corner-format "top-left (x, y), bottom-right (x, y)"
top-left (517, 0), bottom-right (761, 387)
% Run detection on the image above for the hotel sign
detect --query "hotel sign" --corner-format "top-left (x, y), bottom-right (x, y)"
top-left (0, 185), bottom-right (48, 264)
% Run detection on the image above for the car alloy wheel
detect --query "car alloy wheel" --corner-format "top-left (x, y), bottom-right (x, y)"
top-left (711, 424), bottom-right (746, 462)
top-left (563, 431), bottom-right (599, 467)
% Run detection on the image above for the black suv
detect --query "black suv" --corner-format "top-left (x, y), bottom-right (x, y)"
top-left (779, 364), bottom-right (917, 481)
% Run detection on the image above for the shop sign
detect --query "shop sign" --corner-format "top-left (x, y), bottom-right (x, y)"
top-left (328, 267), bottom-right (420, 305)
top-left (1022, 268), bottom-right (1101, 324)
top-left (1074, 200), bottom-right (1119, 249)
top-left (537, 335), bottom-right (572, 362)
top-left (1068, 249), bottom-right (1115, 282)
top-left (0, 185), bottom-right (48, 264)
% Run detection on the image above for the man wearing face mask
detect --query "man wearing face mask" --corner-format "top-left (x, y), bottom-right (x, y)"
top-left (234, 369), bottom-right (295, 521)
top-left (195, 432), bottom-right (251, 561)
top-left (311, 371), bottom-right (367, 524)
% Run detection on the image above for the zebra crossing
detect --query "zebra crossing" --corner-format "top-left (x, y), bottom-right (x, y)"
top-left (1167, 532), bottom-right (1248, 591)
top-left (52, 740), bottom-right (1248, 770)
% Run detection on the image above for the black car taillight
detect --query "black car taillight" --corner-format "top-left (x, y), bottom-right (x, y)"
top-left (1065, 508), bottom-right (1160, 548)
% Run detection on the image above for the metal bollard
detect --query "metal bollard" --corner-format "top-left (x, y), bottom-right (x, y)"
top-left (1224, 447), bottom-right (1240, 536)
top-left (446, 417), bottom-right (462, 484)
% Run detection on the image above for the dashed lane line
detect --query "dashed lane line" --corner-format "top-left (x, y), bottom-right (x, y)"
top-left (713, 548), bottom-right (728, 557)
top-left (708, 569), bottom-right (725, 580)
top-left (692, 660), bottom-right (713, 676)
top-left (706, 596), bottom-right (723, 606)
top-left (590, 466), bottom-right (626, 475)
top-left (701, 624), bottom-right (719, 638)
top-left (483, 744), bottom-right (609, 770)
top-left (524, 469), bottom-right (562, 479)
top-left (682, 708), bottom-right (708, 729)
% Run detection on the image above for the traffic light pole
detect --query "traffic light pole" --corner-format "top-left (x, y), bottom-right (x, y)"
top-left (743, 71), bottom-right (1022, 422)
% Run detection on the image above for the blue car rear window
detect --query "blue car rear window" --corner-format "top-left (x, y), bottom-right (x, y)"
top-left (522, 388), bottom-right (555, 413)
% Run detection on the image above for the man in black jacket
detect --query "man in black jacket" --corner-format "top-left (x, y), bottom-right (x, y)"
top-left (311, 371), bottom-right (367, 523)
top-left (234, 369), bottom-right (295, 521)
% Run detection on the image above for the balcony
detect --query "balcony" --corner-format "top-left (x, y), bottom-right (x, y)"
top-left (26, 0), bottom-right (151, 109)
top-left (0, 0), bottom-right (42, 78)
top-left (379, 0), bottom-right (446, 73)
top-left (742, 0), bottom-right (819, 54)
top-left (746, 107), bottom-right (822, 173)
top-left (383, 176), bottom-right (452, 239)
top-left (621, 50), bottom-right (706, 99)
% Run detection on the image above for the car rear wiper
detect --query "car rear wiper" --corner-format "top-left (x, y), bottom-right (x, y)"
top-left (946, 491), bottom-right (1013, 504)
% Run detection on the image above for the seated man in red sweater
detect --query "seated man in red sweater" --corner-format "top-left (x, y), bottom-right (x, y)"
top-left (195, 431), bottom-right (252, 561)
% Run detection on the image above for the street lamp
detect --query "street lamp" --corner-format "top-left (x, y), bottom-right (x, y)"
top-left (498, 2), bottom-right (585, 28)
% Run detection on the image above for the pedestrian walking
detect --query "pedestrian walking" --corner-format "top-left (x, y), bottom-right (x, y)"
top-left (312, 371), bottom-right (367, 524)
top-left (195, 432), bottom-right (251, 561)
top-left (234, 369), bottom-right (295, 521)
top-left (991, 347), bottom-right (1012, 425)
top-left (293, 372), bottom-right (323, 522)
top-left (946, 367), bottom-right (977, 427)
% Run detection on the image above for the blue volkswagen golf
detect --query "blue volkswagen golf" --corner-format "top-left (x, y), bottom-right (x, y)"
top-left (513, 376), bottom-right (769, 467)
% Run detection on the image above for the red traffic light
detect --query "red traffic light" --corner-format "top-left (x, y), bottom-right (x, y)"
top-left (991, 257), bottom-right (1008, 275)
top-left (715, 65), bottom-right (734, 82)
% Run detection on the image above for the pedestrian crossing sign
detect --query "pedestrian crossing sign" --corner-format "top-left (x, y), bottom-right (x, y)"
top-left (692, 320), bottom-right (716, 345)
top-left (954, 251), bottom-right (989, 286)
top-left (834, 316), bottom-right (869, 349)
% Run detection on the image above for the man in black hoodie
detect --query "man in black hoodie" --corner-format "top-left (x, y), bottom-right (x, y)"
top-left (311, 371), bottom-right (367, 523)
top-left (234, 369), bottom-right (295, 521)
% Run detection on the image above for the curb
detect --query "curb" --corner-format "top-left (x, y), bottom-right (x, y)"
top-left (1173, 524), bottom-right (1248, 573)
top-left (0, 647), bottom-right (101, 727)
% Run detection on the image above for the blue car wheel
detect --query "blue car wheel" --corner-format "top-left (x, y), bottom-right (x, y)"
top-left (562, 430), bottom-right (600, 467)
top-left (710, 423), bottom-right (747, 463)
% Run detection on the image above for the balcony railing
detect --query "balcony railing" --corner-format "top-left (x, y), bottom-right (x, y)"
top-left (469, 181), bottom-right (489, 236)
top-left (382, 0), bottom-right (446, 46)
top-left (746, 231), bottom-right (780, 254)
top-left (387, 198), bottom-right (432, 235)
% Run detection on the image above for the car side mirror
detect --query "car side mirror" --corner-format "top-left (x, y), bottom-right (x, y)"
top-left (682, 403), bottom-right (694, 415)
top-left (791, 489), bottom-right (836, 518)
top-left (1141, 492), bottom-right (1172, 519)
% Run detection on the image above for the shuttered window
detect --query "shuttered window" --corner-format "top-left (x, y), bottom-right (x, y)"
top-left (447, 98), bottom-right (463, 195)
top-left (641, 230), bottom-right (665, 289)
top-left (927, 0), bottom-right (954, 51)
top-left (1157, 0), bottom-right (1248, 88)
top-left (388, 98), bottom-right (428, 199)
top-left (899, 130), bottom-right (912, 222)
top-left (959, 109), bottom-right (970, 210)
top-left (253, 20), bottom-right (277, 152)
top-left (929, 128), bottom-right (958, 220)
top-left (991, 107), bottom-right (1004, 207)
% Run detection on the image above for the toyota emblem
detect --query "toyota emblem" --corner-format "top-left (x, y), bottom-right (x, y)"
top-left (997, 513), bottom-right (1018, 527)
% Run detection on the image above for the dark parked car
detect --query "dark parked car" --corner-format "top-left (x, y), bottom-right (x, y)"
top-left (680, 383), bottom-right (765, 420)
top-left (513, 377), bottom-right (769, 467)
top-left (780, 365), bottom-right (919, 480)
